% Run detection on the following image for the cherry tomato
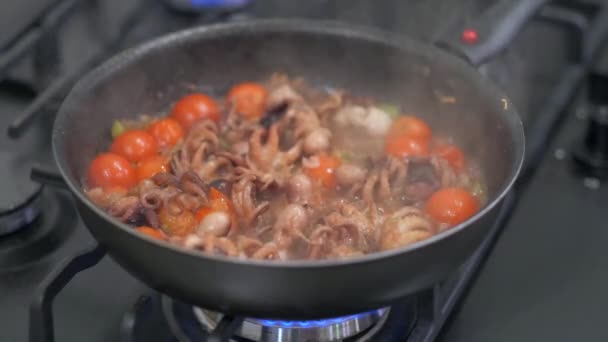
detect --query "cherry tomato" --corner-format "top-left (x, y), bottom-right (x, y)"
top-left (384, 136), bottom-right (429, 158)
top-left (209, 188), bottom-right (232, 209)
top-left (147, 118), bottom-right (184, 148)
top-left (170, 93), bottom-right (220, 129)
top-left (304, 155), bottom-right (341, 188)
top-left (195, 207), bottom-right (215, 222)
top-left (158, 205), bottom-right (196, 237)
top-left (386, 116), bottom-right (432, 142)
top-left (226, 82), bottom-right (268, 119)
top-left (87, 152), bottom-right (136, 190)
top-left (433, 143), bottom-right (465, 171)
top-left (110, 130), bottom-right (157, 163)
top-left (195, 188), bottom-right (235, 224)
top-left (136, 226), bottom-right (166, 241)
top-left (136, 155), bottom-right (170, 182)
top-left (210, 187), bottom-right (234, 213)
top-left (425, 188), bottom-right (479, 225)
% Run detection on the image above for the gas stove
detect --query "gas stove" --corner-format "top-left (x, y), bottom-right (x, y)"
top-left (2, 1), bottom-right (608, 342)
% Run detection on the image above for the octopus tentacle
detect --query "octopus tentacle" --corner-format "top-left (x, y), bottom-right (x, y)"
top-left (208, 236), bottom-right (239, 257)
top-left (380, 206), bottom-right (435, 251)
top-left (236, 236), bottom-right (264, 258)
top-left (231, 175), bottom-right (270, 230)
top-left (251, 243), bottom-right (282, 260)
top-left (108, 196), bottom-right (141, 222)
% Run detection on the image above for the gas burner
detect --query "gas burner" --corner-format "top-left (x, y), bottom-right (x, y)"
top-left (134, 294), bottom-right (417, 342)
top-left (193, 308), bottom-right (389, 342)
top-left (0, 151), bottom-right (42, 236)
top-left (0, 189), bottom-right (77, 270)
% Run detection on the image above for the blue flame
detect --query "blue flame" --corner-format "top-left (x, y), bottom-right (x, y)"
top-left (254, 309), bottom-right (382, 329)
top-left (190, 0), bottom-right (250, 8)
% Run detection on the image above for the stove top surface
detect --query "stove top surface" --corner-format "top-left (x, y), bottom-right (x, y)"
top-left (2, 1), bottom-right (608, 342)
top-left (0, 0), bottom-right (57, 51)
top-left (441, 107), bottom-right (608, 342)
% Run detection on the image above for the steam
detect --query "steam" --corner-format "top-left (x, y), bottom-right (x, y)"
top-left (64, 20), bottom-right (517, 200)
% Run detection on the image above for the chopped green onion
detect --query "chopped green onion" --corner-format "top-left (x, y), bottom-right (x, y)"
top-left (470, 181), bottom-right (487, 203)
top-left (111, 120), bottom-right (125, 139)
top-left (160, 224), bottom-right (170, 234)
top-left (335, 150), bottom-right (353, 162)
top-left (377, 103), bottom-right (400, 119)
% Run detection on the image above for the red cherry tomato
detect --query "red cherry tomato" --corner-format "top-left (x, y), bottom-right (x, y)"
top-left (170, 93), bottom-right (220, 129)
top-left (136, 226), bottom-right (166, 241)
top-left (425, 188), bottom-right (479, 225)
top-left (110, 130), bottom-right (157, 163)
top-left (433, 143), bottom-right (465, 171)
top-left (147, 118), bottom-right (184, 148)
top-left (304, 155), bottom-right (341, 188)
top-left (136, 155), bottom-right (170, 182)
top-left (226, 82), bottom-right (268, 119)
top-left (87, 152), bottom-right (136, 190)
top-left (195, 207), bottom-right (215, 223)
top-left (384, 136), bottom-right (429, 158)
top-left (195, 188), bottom-right (236, 225)
top-left (387, 116), bottom-right (432, 142)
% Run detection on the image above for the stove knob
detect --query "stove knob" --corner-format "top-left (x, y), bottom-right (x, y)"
top-left (573, 73), bottom-right (608, 177)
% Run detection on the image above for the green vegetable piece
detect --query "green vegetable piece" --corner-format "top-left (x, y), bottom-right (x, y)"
top-left (378, 103), bottom-right (400, 119)
top-left (111, 120), bottom-right (125, 139)
top-left (471, 181), bottom-right (487, 203)
top-left (335, 150), bottom-right (353, 162)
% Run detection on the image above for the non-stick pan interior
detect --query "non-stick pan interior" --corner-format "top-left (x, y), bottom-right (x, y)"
top-left (55, 20), bottom-right (522, 234)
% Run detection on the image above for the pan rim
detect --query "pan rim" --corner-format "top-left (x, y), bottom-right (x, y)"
top-left (53, 18), bottom-right (525, 269)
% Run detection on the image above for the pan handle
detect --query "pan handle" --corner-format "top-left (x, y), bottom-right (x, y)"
top-left (436, 0), bottom-right (550, 67)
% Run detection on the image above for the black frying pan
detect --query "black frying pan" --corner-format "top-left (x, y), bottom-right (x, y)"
top-left (52, 17), bottom-right (525, 320)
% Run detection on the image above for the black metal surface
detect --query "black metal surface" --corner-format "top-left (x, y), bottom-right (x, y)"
top-left (0, 0), bottom-right (81, 82)
top-left (438, 78), bottom-right (608, 342)
top-left (438, 0), bottom-right (549, 66)
top-left (207, 316), bottom-right (243, 342)
top-left (29, 244), bottom-right (106, 342)
top-left (0, 190), bottom-right (77, 269)
top-left (573, 73), bottom-right (608, 177)
top-left (574, 72), bottom-right (608, 178)
top-left (0, 151), bottom-right (41, 214)
top-left (31, 166), bottom-right (68, 189)
top-left (518, 5), bottom-right (608, 185)
top-left (0, 0), bottom-right (57, 51)
top-left (51, 20), bottom-right (523, 319)
top-left (537, 4), bottom-right (588, 62)
top-left (7, 0), bottom-right (153, 139)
